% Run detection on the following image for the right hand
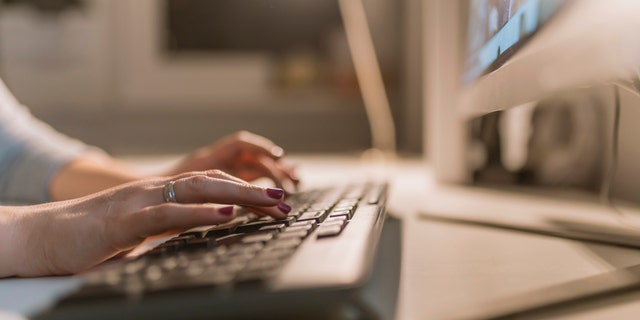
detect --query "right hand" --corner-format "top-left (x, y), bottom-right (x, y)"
top-left (2, 170), bottom-right (291, 278)
top-left (165, 131), bottom-right (300, 192)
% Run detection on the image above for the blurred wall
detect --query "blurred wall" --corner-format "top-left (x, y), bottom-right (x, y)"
top-left (0, 0), bottom-right (423, 155)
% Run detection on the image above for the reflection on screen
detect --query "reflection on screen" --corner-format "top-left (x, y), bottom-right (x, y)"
top-left (464, 0), bottom-right (565, 83)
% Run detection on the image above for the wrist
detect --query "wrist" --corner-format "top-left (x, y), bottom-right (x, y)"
top-left (50, 154), bottom-right (145, 201)
top-left (0, 207), bottom-right (27, 277)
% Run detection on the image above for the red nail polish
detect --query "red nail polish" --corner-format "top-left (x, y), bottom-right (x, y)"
top-left (267, 188), bottom-right (284, 199)
top-left (277, 202), bottom-right (292, 214)
top-left (218, 206), bottom-right (235, 216)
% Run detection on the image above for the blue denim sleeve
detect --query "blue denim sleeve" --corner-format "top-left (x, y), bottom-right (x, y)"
top-left (0, 80), bottom-right (92, 204)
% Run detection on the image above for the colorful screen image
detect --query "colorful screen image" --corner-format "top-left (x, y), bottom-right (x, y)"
top-left (464, 0), bottom-right (566, 83)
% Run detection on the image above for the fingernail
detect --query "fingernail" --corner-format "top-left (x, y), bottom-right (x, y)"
top-left (267, 188), bottom-right (284, 199)
top-left (271, 146), bottom-right (285, 158)
top-left (277, 202), bottom-right (292, 214)
top-left (218, 206), bottom-right (235, 216)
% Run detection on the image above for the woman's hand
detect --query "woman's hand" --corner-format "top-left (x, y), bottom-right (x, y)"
top-left (166, 131), bottom-right (300, 192)
top-left (49, 131), bottom-right (300, 202)
top-left (2, 170), bottom-right (291, 278)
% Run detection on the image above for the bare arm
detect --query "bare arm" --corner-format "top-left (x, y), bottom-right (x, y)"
top-left (48, 152), bottom-right (145, 201)
top-left (48, 131), bottom-right (300, 202)
top-left (1, 170), bottom-right (291, 278)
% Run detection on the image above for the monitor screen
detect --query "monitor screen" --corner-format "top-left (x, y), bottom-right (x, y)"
top-left (463, 0), bottom-right (566, 84)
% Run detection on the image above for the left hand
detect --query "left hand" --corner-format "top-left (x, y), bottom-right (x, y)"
top-left (165, 131), bottom-right (300, 192)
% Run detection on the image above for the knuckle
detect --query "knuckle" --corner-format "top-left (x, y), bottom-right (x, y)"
top-left (207, 169), bottom-right (226, 177)
top-left (239, 184), bottom-right (271, 202)
top-left (185, 175), bottom-right (209, 192)
top-left (173, 171), bottom-right (201, 181)
top-left (234, 130), bottom-right (252, 142)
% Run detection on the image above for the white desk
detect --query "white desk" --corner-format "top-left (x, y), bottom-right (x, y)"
top-left (292, 155), bottom-right (640, 319)
top-left (3, 155), bottom-right (640, 319)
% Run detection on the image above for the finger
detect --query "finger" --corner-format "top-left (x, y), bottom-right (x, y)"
top-left (273, 159), bottom-right (301, 186)
top-left (279, 161), bottom-right (301, 185)
top-left (257, 156), bottom-right (299, 192)
top-left (234, 131), bottom-right (285, 160)
top-left (231, 155), bottom-right (297, 191)
top-left (172, 169), bottom-right (248, 185)
top-left (114, 204), bottom-right (236, 247)
top-left (243, 203), bottom-right (292, 220)
top-left (171, 176), bottom-right (286, 207)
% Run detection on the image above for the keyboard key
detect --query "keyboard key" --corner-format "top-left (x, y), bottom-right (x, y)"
top-left (185, 263), bottom-right (206, 277)
top-left (333, 205), bottom-right (355, 212)
top-left (190, 252), bottom-right (217, 266)
top-left (154, 241), bottom-right (183, 252)
top-left (166, 234), bottom-right (196, 243)
top-left (234, 217), bottom-right (296, 233)
top-left (325, 216), bottom-right (347, 224)
top-left (316, 225), bottom-right (343, 238)
top-left (144, 265), bottom-right (163, 282)
top-left (297, 210), bottom-right (326, 222)
top-left (266, 238), bottom-right (302, 250)
top-left (160, 255), bottom-right (189, 271)
top-left (258, 223), bottom-right (286, 233)
top-left (181, 237), bottom-right (216, 251)
top-left (285, 224), bottom-right (313, 233)
top-left (203, 227), bottom-right (233, 239)
top-left (276, 230), bottom-right (308, 240)
top-left (322, 220), bottom-right (346, 229)
top-left (329, 211), bottom-right (351, 219)
top-left (225, 242), bottom-right (265, 256)
top-left (241, 233), bottom-right (274, 244)
top-left (290, 220), bottom-right (316, 228)
top-left (181, 214), bottom-right (254, 238)
top-left (308, 203), bottom-right (333, 211)
top-left (216, 233), bottom-right (266, 247)
top-left (123, 259), bottom-right (147, 275)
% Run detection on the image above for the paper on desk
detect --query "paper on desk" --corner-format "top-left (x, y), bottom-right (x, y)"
top-left (419, 185), bottom-right (640, 249)
top-left (0, 277), bottom-right (81, 318)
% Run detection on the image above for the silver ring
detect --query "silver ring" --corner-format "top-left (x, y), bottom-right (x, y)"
top-left (163, 180), bottom-right (177, 203)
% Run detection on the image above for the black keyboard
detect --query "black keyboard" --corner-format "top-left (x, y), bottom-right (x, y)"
top-left (61, 181), bottom-right (389, 302)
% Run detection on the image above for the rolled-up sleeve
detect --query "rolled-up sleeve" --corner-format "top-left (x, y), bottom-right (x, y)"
top-left (0, 79), bottom-right (92, 204)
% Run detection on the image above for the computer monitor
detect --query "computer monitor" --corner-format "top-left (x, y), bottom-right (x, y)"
top-left (463, 0), bottom-right (565, 85)
top-left (426, 0), bottom-right (640, 184)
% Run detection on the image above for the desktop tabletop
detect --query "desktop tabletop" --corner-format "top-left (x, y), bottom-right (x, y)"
top-left (294, 155), bottom-right (640, 319)
top-left (250, 155), bottom-right (640, 319)
top-left (3, 154), bottom-right (640, 319)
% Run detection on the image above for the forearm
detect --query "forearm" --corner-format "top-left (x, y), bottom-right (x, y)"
top-left (0, 206), bottom-right (24, 278)
top-left (49, 152), bottom-right (146, 201)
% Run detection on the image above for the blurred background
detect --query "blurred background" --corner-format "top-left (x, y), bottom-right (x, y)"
top-left (0, 0), bottom-right (423, 155)
top-left (2, 0), bottom-right (640, 207)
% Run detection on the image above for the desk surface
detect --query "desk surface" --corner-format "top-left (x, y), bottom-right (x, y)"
top-left (3, 155), bottom-right (640, 319)
top-left (292, 155), bottom-right (640, 319)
